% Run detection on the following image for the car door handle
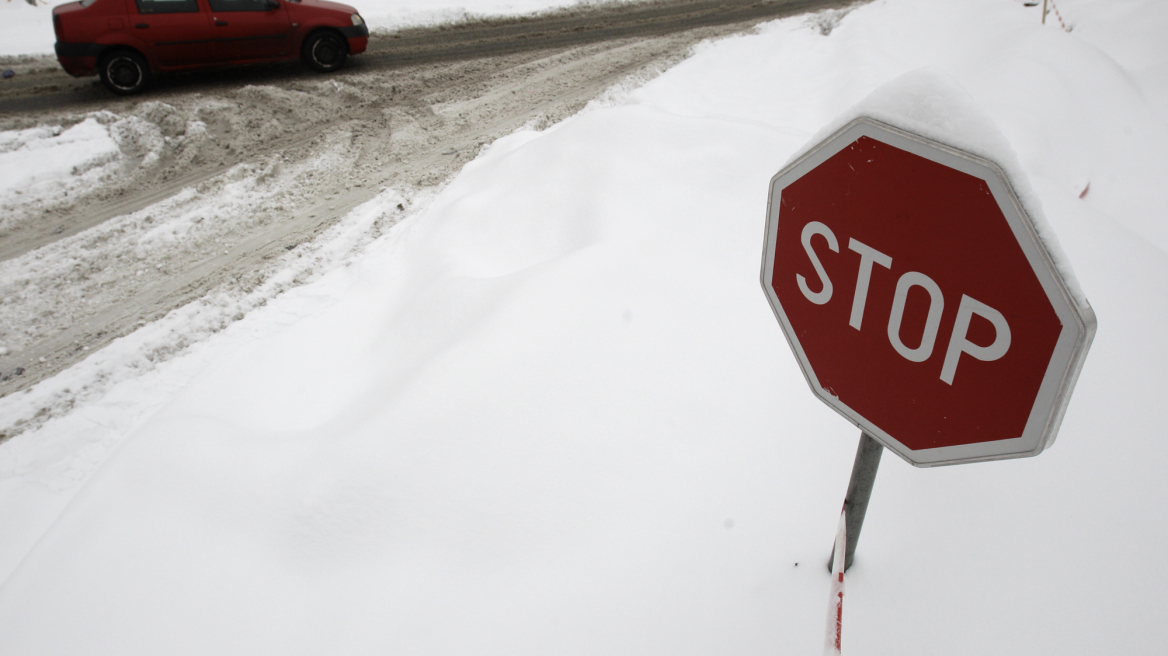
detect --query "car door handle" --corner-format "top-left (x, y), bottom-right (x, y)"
top-left (135, 23), bottom-right (149, 28)
top-left (215, 20), bottom-right (229, 26)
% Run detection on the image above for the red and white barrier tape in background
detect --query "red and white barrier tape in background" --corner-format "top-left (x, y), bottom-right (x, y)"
top-left (1045, 0), bottom-right (1072, 33)
top-left (824, 512), bottom-right (846, 656)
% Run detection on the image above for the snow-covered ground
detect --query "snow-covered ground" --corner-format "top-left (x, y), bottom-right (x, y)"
top-left (0, 0), bottom-right (634, 57)
top-left (3, 0), bottom-right (1168, 654)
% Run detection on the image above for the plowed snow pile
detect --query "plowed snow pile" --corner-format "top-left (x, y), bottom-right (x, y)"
top-left (2, 1), bottom-right (1167, 654)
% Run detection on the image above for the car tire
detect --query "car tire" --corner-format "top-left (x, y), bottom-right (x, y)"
top-left (98, 50), bottom-right (150, 95)
top-left (302, 31), bottom-right (347, 73)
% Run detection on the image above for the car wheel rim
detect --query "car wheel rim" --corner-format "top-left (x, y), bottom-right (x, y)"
top-left (313, 39), bottom-right (341, 67)
top-left (108, 58), bottom-right (141, 90)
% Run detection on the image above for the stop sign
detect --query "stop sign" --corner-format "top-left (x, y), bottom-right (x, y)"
top-left (761, 118), bottom-right (1095, 467)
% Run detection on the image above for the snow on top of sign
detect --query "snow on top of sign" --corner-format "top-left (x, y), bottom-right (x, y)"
top-left (785, 68), bottom-right (1090, 311)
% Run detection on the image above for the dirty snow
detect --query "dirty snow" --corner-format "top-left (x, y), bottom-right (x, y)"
top-left (0, 117), bottom-right (121, 222)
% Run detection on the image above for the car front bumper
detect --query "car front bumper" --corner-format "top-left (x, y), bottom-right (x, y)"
top-left (339, 24), bottom-right (368, 55)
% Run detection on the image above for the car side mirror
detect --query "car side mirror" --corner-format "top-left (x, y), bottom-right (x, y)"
top-left (264, 0), bottom-right (279, 8)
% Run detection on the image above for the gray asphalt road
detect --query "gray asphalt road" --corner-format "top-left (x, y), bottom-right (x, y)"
top-left (0, 0), bottom-right (851, 115)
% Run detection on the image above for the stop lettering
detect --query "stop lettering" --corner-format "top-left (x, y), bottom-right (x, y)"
top-left (761, 118), bottom-right (1095, 466)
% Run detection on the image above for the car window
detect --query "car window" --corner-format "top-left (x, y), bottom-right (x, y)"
top-left (207, 0), bottom-right (272, 11)
top-left (135, 0), bottom-right (200, 13)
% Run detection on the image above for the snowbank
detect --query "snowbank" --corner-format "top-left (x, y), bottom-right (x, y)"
top-left (0, 118), bottom-right (119, 207)
top-left (0, 1), bottom-right (56, 58)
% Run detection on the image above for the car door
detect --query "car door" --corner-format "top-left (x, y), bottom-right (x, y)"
top-left (206, 0), bottom-right (293, 63)
top-left (130, 0), bottom-right (214, 68)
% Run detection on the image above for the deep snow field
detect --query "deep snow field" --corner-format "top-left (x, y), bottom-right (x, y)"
top-left (3, 0), bottom-right (1168, 654)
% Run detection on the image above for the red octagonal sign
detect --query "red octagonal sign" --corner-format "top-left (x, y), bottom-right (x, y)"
top-left (762, 118), bottom-right (1095, 467)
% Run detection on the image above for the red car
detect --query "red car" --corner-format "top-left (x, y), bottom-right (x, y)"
top-left (53, 0), bottom-right (368, 94)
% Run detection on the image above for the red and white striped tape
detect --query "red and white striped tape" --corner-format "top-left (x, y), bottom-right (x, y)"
top-left (824, 511), bottom-right (846, 656)
top-left (1046, 0), bottom-right (1072, 33)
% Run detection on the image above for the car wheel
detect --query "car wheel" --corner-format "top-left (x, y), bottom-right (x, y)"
top-left (99, 50), bottom-right (150, 95)
top-left (302, 31), bottom-right (347, 73)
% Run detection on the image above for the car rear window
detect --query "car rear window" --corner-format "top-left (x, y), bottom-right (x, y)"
top-left (208, 0), bottom-right (272, 11)
top-left (135, 0), bottom-right (200, 13)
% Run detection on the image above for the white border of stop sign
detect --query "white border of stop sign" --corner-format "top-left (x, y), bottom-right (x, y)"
top-left (761, 118), bottom-right (1096, 467)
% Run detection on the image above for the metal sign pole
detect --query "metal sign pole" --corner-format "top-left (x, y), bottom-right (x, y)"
top-left (829, 431), bottom-right (883, 572)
